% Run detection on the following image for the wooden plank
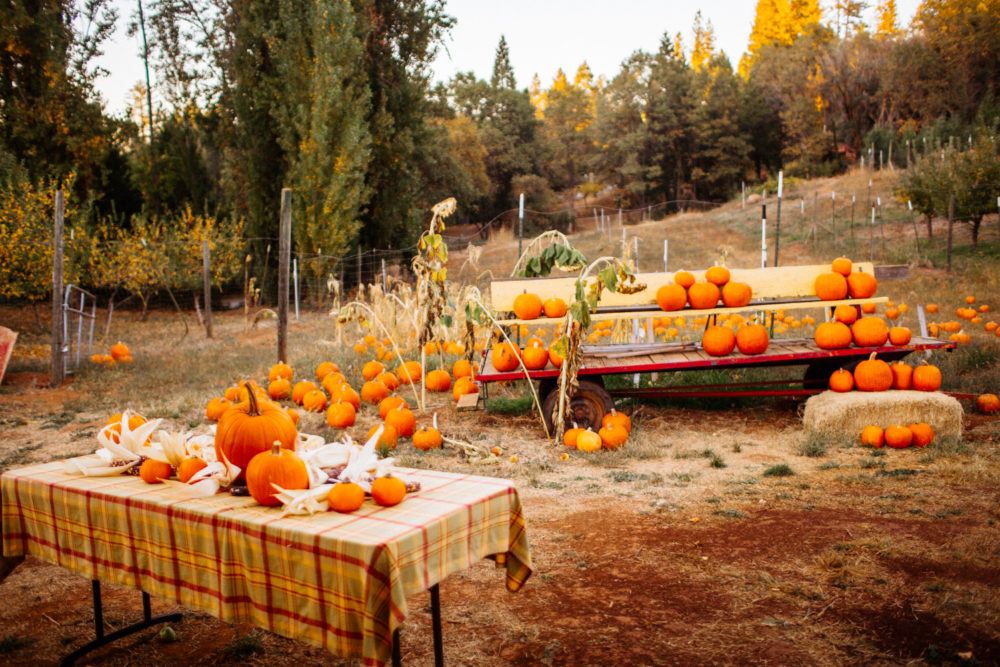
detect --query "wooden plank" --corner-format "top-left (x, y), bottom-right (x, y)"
top-left (491, 262), bottom-right (876, 311)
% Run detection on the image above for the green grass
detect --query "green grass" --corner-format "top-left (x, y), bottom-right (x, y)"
top-left (762, 463), bottom-right (795, 477)
top-left (484, 395), bottom-right (533, 415)
top-left (797, 434), bottom-right (830, 458)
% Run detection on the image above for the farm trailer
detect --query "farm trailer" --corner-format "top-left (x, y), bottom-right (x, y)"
top-left (475, 263), bottom-right (956, 431)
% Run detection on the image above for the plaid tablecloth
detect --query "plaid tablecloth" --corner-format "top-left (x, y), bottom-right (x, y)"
top-left (1, 462), bottom-right (532, 665)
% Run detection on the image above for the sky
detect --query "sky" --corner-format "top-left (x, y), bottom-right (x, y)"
top-left (93, 0), bottom-right (920, 116)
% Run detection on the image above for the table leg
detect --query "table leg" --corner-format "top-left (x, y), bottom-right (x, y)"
top-left (430, 583), bottom-right (443, 667)
top-left (392, 628), bottom-right (402, 667)
top-left (59, 581), bottom-right (183, 666)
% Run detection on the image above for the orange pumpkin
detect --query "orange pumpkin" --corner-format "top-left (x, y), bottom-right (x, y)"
top-left (521, 342), bottom-right (549, 370)
top-left (598, 424), bottom-right (628, 449)
top-left (884, 425), bottom-right (913, 449)
top-left (846, 272), bottom-right (878, 298)
top-left (851, 317), bottom-right (889, 347)
top-left (385, 405), bottom-right (416, 438)
top-left (413, 416), bottom-right (443, 451)
top-left (139, 459), bottom-right (172, 484)
top-left (329, 383), bottom-right (361, 410)
top-left (321, 372), bottom-right (347, 394)
top-left (674, 270), bottom-right (696, 289)
top-left (377, 371), bottom-right (400, 391)
top-left (367, 424), bottom-right (399, 449)
top-left (563, 426), bottom-right (584, 448)
top-left (908, 423), bottom-right (935, 448)
top-left (656, 284), bottom-right (688, 311)
top-left (861, 302), bottom-right (877, 314)
top-left (268, 377), bottom-right (291, 400)
top-left (362, 361), bottom-right (385, 381)
top-left (513, 292), bottom-right (543, 320)
top-left (831, 257), bottom-right (852, 276)
top-left (292, 380), bottom-right (318, 405)
top-left (888, 326), bottom-right (912, 346)
top-left (721, 282), bottom-right (752, 308)
top-left (286, 407), bottom-right (300, 426)
top-left (833, 305), bottom-right (859, 325)
top-left (860, 425), bottom-right (884, 448)
top-left (925, 303), bottom-right (939, 314)
top-left (814, 272), bottom-right (848, 301)
top-left (177, 457), bottom-right (208, 483)
top-left (975, 393), bottom-right (999, 414)
top-left (425, 369), bottom-right (452, 392)
top-left (246, 442), bottom-right (309, 506)
top-left (828, 369), bottom-right (854, 392)
top-left (602, 409), bottom-right (632, 433)
top-left (302, 389), bottom-right (327, 413)
top-left (326, 400), bottom-right (356, 428)
top-left (853, 352), bottom-right (892, 392)
top-left (205, 397), bottom-right (232, 422)
top-left (396, 361), bottom-right (423, 385)
top-left (890, 362), bottom-right (913, 390)
top-left (315, 361), bottom-right (340, 382)
top-left (814, 321), bottom-right (852, 350)
top-left (453, 376), bottom-right (478, 402)
top-left (371, 476), bottom-right (407, 507)
top-left (361, 380), bottom-right (390, 404)
top-left (491, 342), bottom-right (521, 372)
top-left (269, 362), bottom-right (293, 382)
top-left (110, 341), bottom-right (131, 361)
top-left (328, 482), bottom-right (365, 513)
top-left (735, 324), bottom-right (769, 355)
top-left (576, 428), bottom-right (602, 453)
top-left (543, 298), bottom-right (568, 318)
top-left (912, 363), bottom-right (942, 391)
top-left (702, 325), bottom-right (736, 356)
top-left (216, 384), bottom-right (298, 478)
top-left (705, 266), bottom-right (731, 286)
top-left (687, 282), bottom-right (720, 309)
top-left (453, 359), bottom-right (474, 379)
top-left (379, 396), bottom-right (407, 419)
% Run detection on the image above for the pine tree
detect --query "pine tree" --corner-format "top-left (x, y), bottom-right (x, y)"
top-left (875, 0), bottom-right (898, 36)
top-left (491, 35), bottom-right (516, 89)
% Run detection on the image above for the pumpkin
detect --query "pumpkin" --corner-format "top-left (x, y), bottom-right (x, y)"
top-left (549, 341), bottom-right (565, 368)
top-left (831, 257), bottom-right (852, 276)
top-left (425, 369), bottom-right (452, 392)
top-left (321, 372), bottom-right (347, 394)
top-left (925, 303), bottom-right (939, 314)
top-left (326, 400), bottom-right (356, 428)
top-left (371, 476), bottom-right (407, 507)
top-left (602, 409), bottom-right (632, 433)
top-left (543, 297), bottom-right (568, 318)
top-left (268, 377), bottom-right (291, 400)
top-left (491, 342), bottom-right (521, 372)
top-left (246, 442), bottom-right (309, 506)
top-left (965, 295), bottom-right (976, 304)
top-left (861, 302), bottom-right (877, 314)
top-left (985, 322), bottom-right (998, 332)
top-left (851, 317), bottom-right (889, 347)
top-left (888, 326), bottom-right (912, 346)
top-left (828, 369), bottom-right (854, 392)
top-left (980, 304), bottom-right (990, 313)
top-left (377, 371), bottom-right (400, 391)
top-left (361, 380), bottom-right (390, 404)
top-left (413, 414), bottom-right (443, 451)
top-left (656, 284), bottom-right (688, 311)
top-left (833, 305), bottom-right (859, 325)
top-left (702, 326), bottom-right (736, 356)
top-left (269, 362), bottom-right (293, 382)
top-left (292, 380), bottom-right (318, 405)
top-left (814, 272), bottom-right (848, 300)
top-left (379, 396), bottom-right (407, 419)
top-left (205, 397), bottom-right (232, 422)
top-left (687, 282), bottom-right (720, 309)
top-left (884, 425), bottom-right (913, 449)
top-left (846, 272), bottom-right (878, 298)
top-left (912, 363), bottom-right (942, 391)
top-left (735, 324), bottom-right (769, 355)
top-left (563, 426), bottom-right (584, 448)
top-left (302, 389), bottom-right (327, 413)
top-left (721, 282), bottom-right (752, 308)
top-left (890, 362), bottom-right (913, 390)
top-left (286, 407), bottom-right (300, 426)
top-left (513, 292), bottom-right (543, 320)
top-left (328, 482), bottom-right (365, 513)
top-left (599, 424), bottom-right (628, 449)
top-left (705, 266), bottom-right (730, 286)
top-left (860, 425), bottom-right (884, 448)
top-left (223, 385), bottom-right (241, 402)
top-left (315, 361), bottom-right (339, 382)
top-left (576, 428), bottom-right (602, 453)
top-left (362, 361), bottom-right (385, 381)
top-left (329, 383), bottom-right (361, 410)
top-left (814, 321), bottom-right (853, 350)
top-left (524, 336), bottom-right (545, 348)
top-left (674, 270), bottom-right (696, 289)
top-left (975, 393), bottom-right (999, 414)
top-left (908, 423), bottom-right (935, 448)
top-left (522, 342), bottom-right (549, 370)
top-left (367, 424), bottom-right (399, 449)
top-left (385, 405), bottom-right (416, 438)
top-left (177, 457), bottom-right (208, 483)
top-left (453, 376), bottom-right (478, 402)
top-left (139, 458), bottom-right (172, 484)
top-left (453, 359), bottom-right (474, 379)
top-left (853, 352), bottom-right (892, 391)
top-left (215, 384), bottom-right (298, 478)
top-left (396, 361), bottom-right (423, 385)
top-left (106, 412), bottom-right (148, 444)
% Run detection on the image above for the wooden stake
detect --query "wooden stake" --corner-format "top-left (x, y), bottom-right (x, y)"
top-left (50, 189), bottom-right (64, 387)
top-left (277, 188), bottom-right (291, 363)
top-left (947, 194), bottom-right (955, 272)
top-left (202, 239), bottom-right (213, 338)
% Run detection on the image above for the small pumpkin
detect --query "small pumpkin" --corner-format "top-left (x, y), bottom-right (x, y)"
top-left (861, 302), bottom-right (877, 314)
top-left (912, 362), bottom-right (942, 391)
top-left (890, 362), bottom-right (913, 390)
top-left (831, 257), bottom-right (852, 276)
top-left (975, 393), bottom-right (999, 414)
top-left (598, 424), bottom-right (628, 449)
top-left (702, 325), bottom-right (736, 357)
top-left (385, 405), bottom-right (416, 438)
top-left (246, 442), bottom-right (309, 506)
top-left (814, 321), bottom-right (852, 350)
top-left (674, 270), bottom-right (696, 288)
top-left (814, 272), bottom-right (848, 301)
top-left (315, 361), bottom-right (340, 382)
top-left (705, 266), bottom-right (730, 286)
top-left (513, 292), bottom-right (543, 320)
top-left (330, 383), bottom-right (361, 410)
top-left (833, 305), bottom-right (859, 325)
top-left (302, 389), bottom-right (327, 413)
top-left (292, 380), bottom-right (318, 405)
top-left (177, 457), bottom-right (208, 483)
top-left (425, 369), bottom-right (453, 392)
top-left (361, 380), bottom-right (390, 404)
top-left (854, 352), bottom-right (892, 392)
top-left (846, 272), bottom-right (878, 298)
top-left (379, 396), bottom-right (407, 419)
top-left (735, 324), bottom-right (768, 355)
top-left (549, 339), bottom-right (566, 367)
top-left (687, 282), bottom-right (720, 309)
top-left (491, 341), bottom-right (521, 372)
top-left (139, 458), bottom-right (172, 484)
top-left (908, 423), bottom-right (935, 448)
top-left (269, 362), bottom-right (293, 382)
top-left (656, 284), bottom-right (688, 311)
top-left (205, 397), bottom-right (232, 422)
top-left (522, 342), bottom-right (549, 370)
top-left (377, 371), bottom-right (400, 391)
top-left (721, 282), bottom-right (752, 308)
top-left (367, 424), bottom-right (399, 449)
top-left (453, 359), bottom-right (474, 379)
top-left (851, 317), bottom-right (889, 347)
top-left (362, 361), bottom-right (385, 381)
top-left (268, 377), bottom-right (291, 400)
top-left (321, 372), bottom-right (347, 394)
top-left (828, 369), bottom-right (854, 392)
top-left (413, 414), bottom-right (443, 451)
top-left (326, 400), bottom-right (356, 428)
top-left (576, 428), bottom-right (602, 453)
top-left (453, 376), bottom-right (478, 402)
top-left (888, 326), bottom-right (912, 346)
top-left (328, 482), bottom-right (365, 513)
top-left (543, 297), bottom-right (568, 318)
top-left (396, 361), bottom-right (423, 385)
top-left (860, 425), bottom-right (884, 448)
top-left (371, 475), bottom-right (407, 507)
top-left (563, 425), bottom-right (584, 448)
top-left (884, 425), bottom-right (913, 449)
top-left (925, 303), bottom-right (939, 314)
top-left (602, 409), bottom-right (632, 433)
top-left (286, 407), bottom-right (300, 426)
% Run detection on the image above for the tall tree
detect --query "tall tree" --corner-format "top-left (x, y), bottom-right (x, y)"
top-left (739, 0), bottom-right (794, 77)
top-left (691, 11), bottom-right (717, 73)
top-left (875, 0), bottom-right (899, 36)
top-left (491, 35), bottom-right (516, 89)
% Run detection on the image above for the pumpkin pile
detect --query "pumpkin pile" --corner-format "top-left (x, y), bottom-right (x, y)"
top-left (656, 266), bottom-right (753, 313)
top-left (859, 422), bottom-right (936, 449)
top-left (562, 409), bottom-right (632, 452)
top-left (90, 341), bottom-right (134, 367)
top-left (490, 335), bottom-right (565, 373)
top-left (828, 355), bottom-right (942, 393)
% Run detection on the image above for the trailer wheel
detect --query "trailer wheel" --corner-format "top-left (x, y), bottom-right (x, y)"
top-left (542, 380), bottom-right (614, 433)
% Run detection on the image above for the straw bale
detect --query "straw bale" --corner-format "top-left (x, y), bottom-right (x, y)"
top-left (802, 390), bottom-right (963, 440)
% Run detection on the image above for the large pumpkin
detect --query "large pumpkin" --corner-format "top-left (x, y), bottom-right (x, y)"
top-left (521, 342), bottom-right (549, 370)
top-left (491, 341), bottom-right (521, 372)
top-left (513, 292), bottom-right (543, 320)
top-left (912, 362), bottom-right (942, 391)
top-left (215, 384), bottom-right (298, 479)
top-left (847, 272), bottom-right (878, 298)
top-left (687, 282), bottom-right (720, 309)
top-left (246, 442), bottom-right (309, 506)
top-left (814, 273), bottom-right (848, 300)
top-left (385, 405), bottom-right (417, 438)
top-left (884, 425), bottom-right (913, 449)
top-left (702, 325), bottom-right (736, 357)
top-left (814, 321), bottom-right (852, 350)
top-left (735, 324), bottom-right (769, 355)
top-left (721, 282), bottom-right (753, 308)
top-left (656, 284), bottom-right (688, 311)
top-left (853, 352), bottom-right (892, 392)
top-left (851, 317), bottom-right (889, 347)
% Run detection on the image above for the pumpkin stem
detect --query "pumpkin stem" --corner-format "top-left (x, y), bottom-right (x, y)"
top-left (271, 441), bottom-right (281, 455)
top-left (868, 351), bottom-right (877, 361)
top-left (244, 381), bottom-right (262, 416)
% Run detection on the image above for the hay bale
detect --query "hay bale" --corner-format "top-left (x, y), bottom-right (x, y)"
top-left (802, 390), bottom-right (963, 441)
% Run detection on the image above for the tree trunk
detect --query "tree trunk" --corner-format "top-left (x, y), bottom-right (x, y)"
top-left (972, 217), bottom-right (982, 246)
top-left (925, 214), bottom-right (933, 239)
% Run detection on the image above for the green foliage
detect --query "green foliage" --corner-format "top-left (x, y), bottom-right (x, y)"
top-left (519, 244), bottom-right (587, 278)
top-left (763, 463), bottom-right (795, 477)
